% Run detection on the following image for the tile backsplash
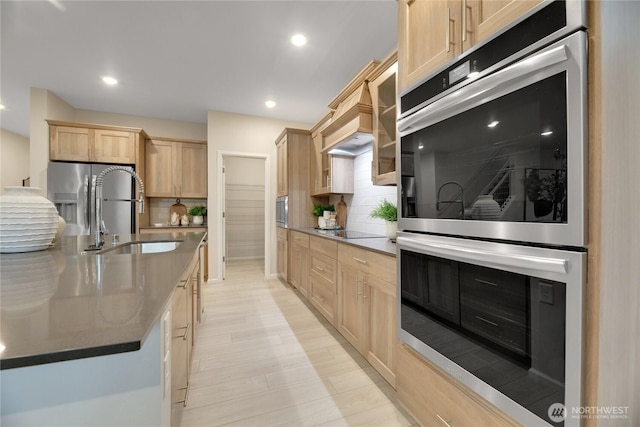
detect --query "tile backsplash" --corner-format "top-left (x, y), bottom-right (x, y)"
top-left (148, 198), bottom-right (207, 225)
top-left (329, 148), bottom-right (396, 236)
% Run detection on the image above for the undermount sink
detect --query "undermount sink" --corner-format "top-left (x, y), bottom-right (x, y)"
top-left (100, 240), bottom-right (182, 255)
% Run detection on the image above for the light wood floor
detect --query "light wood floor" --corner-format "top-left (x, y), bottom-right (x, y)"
top-left (181, 259), bottom-right (417, 427)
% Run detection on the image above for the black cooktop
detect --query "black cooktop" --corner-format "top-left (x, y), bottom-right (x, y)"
top-left (314, 229), bottom-right (386, 239)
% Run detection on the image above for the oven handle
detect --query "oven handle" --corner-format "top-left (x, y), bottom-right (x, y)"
top-left (398, 44), bottom-right (569, 134)
top-left (397, 235), bottom-right (568, 274)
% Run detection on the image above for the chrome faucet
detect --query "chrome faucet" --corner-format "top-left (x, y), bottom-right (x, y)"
top-left (88, 166), bottom-right (145, 250)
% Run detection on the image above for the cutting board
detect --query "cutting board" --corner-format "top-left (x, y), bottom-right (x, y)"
top-left (336, 196), bottom-right (347, 229)
top-left (170, 199), bottom-right (187, 224)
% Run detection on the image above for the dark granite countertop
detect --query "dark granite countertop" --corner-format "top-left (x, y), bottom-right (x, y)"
top-left (291, 227), bottom-right (397, 257)
top-left (139, 224), bottom-right (207, 229)
top-left (0, 231), bottom-right (206, 370)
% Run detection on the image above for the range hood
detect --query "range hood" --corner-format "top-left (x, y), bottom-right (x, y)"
top-left (321, 60), bottom-right (379, 154)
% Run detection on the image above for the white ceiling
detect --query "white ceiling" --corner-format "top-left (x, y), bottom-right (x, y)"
top-left (0, 0), bottom-right (398, 138)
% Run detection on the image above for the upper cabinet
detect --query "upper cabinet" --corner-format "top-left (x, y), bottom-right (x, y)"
top-left (310, 113), bottom-right (355, 196)
top-left (48, 120), bottom-right (144, 165)
top-left (398, 0), bottom-right (543, 91)
top-left (310, 113), bottom-right (332, 196)
top-left (276, 135), bottom-right (288, 197)
top-left (369, 52), bottom-right (398, 186)
top-left (274, 128), bottom-right (314, 228)
top-left (145, 138), bottom-right (207, 198)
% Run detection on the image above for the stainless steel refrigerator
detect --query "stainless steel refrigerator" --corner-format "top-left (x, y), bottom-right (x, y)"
top-left (47, 162), bottom-right (136, 236)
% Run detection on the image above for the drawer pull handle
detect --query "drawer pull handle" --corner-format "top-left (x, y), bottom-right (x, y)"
top-left (436, 414), bottom-right (452, 427)
top-left (353, 257), bottom-right (368, 264)
top-left (475, 278), bottom-right (498, 287)
top-left (315, 266), bottom-right (325, 272)
top-left (475, 316), bottom-right (498, 327)
top-left (178, 279), bottom-right (188, 289)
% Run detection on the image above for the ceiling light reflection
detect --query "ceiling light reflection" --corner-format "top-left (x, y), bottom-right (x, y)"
top-left (487, 121), bottom-right (499, 128)
top-left (541, 131), bottom-right (553, 136)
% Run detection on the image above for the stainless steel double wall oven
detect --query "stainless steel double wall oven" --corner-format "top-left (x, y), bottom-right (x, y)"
top-left (396, 1), bottom-right (587, 425)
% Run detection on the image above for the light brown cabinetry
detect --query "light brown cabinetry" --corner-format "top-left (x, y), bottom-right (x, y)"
top-left (274, 128), bottom-right (313, 226)
top-left (289, 231), bottom-right (310, 298)
top-left (337, 243), bottom-right (397, 387)
top-left (309, 236), bottom-right (338, 325)
top-left (276, 226), bottom-right (288, 281)
top-left (397, 343), bottom-right (519, 427)
top-left (48, 120), bottom-right (144, 164)
top-left (276, 136), bottom-right (288, 197)
top-left (398, 0), bottom-right (542, 91)
top-left (310, 113), bottom-right (332, 196)
top-left (171, 251), bottom-right (199, 427)
top-left (145, 138), bottom-right (207, 198)
top-left (369, 52), bottom-right (398, 186)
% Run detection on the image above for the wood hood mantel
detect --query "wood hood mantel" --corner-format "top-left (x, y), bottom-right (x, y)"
top-left (321, 60), bottom-right (380, 153)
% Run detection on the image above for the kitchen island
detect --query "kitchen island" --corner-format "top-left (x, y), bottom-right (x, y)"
top-left (0, 231), bottom-right (205, 426)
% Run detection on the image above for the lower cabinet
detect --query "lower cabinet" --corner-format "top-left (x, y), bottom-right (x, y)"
top-left (337, 244), bottom-right (397, 387)
top-left (397, 343), bottom-right (519, 427)
top-left (289, 231), bottom-right (310, 298)
top-left (309, 236), bottom-right (338, 326)
top-left (171, 252), bottom-right (199, 426)
top-left (290, 233), bottom-right (397, 388)
top-left (277, 226), bottom-right (288, 281)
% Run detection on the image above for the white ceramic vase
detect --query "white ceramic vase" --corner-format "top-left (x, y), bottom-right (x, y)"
top-left (385, 221), bottom-right (398, 241)
top-left (0, 187), bottom-right (58, 253)
top-left (471, 195), bottom-right (502, 220)
top-left (192, 215), bottom-right (204, 225)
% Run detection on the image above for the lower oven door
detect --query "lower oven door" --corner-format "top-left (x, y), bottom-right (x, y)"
top-left (397, 232), bottom-right (585, 426)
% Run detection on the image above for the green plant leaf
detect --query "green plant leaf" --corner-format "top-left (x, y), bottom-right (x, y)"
top-left (369, 199), bottom-right (397, 222)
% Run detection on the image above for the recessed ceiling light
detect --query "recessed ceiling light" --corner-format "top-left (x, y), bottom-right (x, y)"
top-left (265, 100), bottom-right (276, 109)
top-left (102, 76), bottom-right (118, 86)
top-left (541, 131), bottom-right (553, 136)
top-left (291, 34), bottom-right (307, 47)
top-left (487, 121), bottom-right (499, 128)
top-left (0, 104), bottom-right (5, 110)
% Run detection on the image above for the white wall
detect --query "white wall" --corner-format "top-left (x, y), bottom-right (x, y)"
top-left (28, 89), bottom-right (208, 198)
top-left (329, 147), bottom-right (396, 235)
top-left (207, 111), bottom-right (311, 280)
top-left (29, 88), bottom-right (75, 193)
top-left (75, 109), bottom-right (206, 141)
top-left (0, 129), bottom-right (30, 190)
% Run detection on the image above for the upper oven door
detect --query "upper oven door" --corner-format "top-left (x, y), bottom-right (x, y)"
top-left (398, 30), bottom-right (587, 247)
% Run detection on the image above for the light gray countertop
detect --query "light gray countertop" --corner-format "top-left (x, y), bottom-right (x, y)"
top-left (0, 232), bottom-right (206, 369)
top-left (291, 227), bottom-right (397, 257)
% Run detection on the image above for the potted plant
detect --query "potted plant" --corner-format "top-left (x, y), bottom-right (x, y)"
top-left (187, 205), bottom-right (207, 225)
top-left (369, 199), bottom-right (397, 241)
top-left (312, 204), bottom-right (334, 228)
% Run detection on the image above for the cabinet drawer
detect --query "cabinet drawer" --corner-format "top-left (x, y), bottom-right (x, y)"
top-left (338, 243), bottom-right (396, 284)
top-left (290, 230), bottom-right (309, 247)
top-left (397, 344), bottom-right (518, 427)
top-left (459, 264), bottom-right (527, 322)
top-left (310, 251), bottom-right (336, 284)
top-left (310, 274), bottom-right (336, 325)
top-left (277, 226), bottom-right (288, 241)
top-left (460, 306), bottom-right (528, 357)
top-left (310, 235), bottom-right (337, 258)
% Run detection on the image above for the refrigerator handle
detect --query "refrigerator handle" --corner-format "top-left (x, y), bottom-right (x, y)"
top-left (86, 175), bottom-right (93, 231)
